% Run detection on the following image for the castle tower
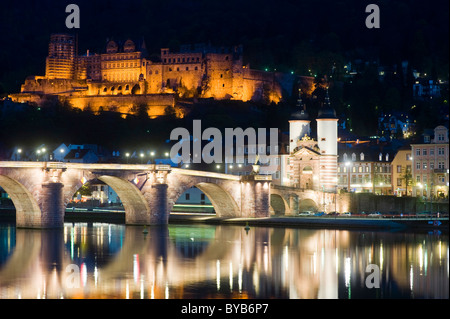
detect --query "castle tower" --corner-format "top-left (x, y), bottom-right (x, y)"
top-left (45, 34), bottom-right (76, 79)
top-left (289, 89), bottom-right (311, 153)
top-left (316, 88), bottom-right (338, 192)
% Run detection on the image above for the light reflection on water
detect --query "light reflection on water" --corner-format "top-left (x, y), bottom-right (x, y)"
top-left (0, 222), bottom-right (448, 299)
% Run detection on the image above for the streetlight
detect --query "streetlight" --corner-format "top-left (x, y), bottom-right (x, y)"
top-left (150, 151), bottom-right (155, 164)
top-left (345, 161), bottom-right (351, 192)
top-left (125, 152), bottom-right (130, 164)
top-left (140, 153), bottom-right (145, 164)
top-left (15, 148), bottom-right (22, 161)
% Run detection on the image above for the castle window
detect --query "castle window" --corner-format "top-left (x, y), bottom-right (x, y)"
top-left (177, 58), bottom-right (180, 62)
top-left (195, 66), bottom-right (198, 71)
top-left (186, 67), bottom-right (189, 71)
top-left (177, 67), bottom-right (180, 71)
top-left (197, 57), bottom-right (200, 62)
top-left (187, 57), bottom-right (190, 62)
top-left (182, 58), bottom-right (185, 62)
top-left (155, 70), bottom-right (159, 74)
top-left (225, 56), bottom-right (229, 61)
top-left (168, 58), bottom-right (171, 63)
top-left (220, 74), bottom-right (223, 78)
top-left (222, 84), bottom-right (225, 87)
top-left (164, 59), bottom-right (167, 63)
top-left (169, 68), bottom-right (172, 72)
top-left (321, 138), bottom-right (326, 141)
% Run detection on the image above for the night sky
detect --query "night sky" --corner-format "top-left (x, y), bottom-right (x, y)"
top-left (0, 0), bottom-right (448, 93)
top-left (0, 0), bottom-right (448, 150)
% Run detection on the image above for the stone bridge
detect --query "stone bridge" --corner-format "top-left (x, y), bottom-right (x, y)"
top-left (0, 161), bottom-right (272, 228)
top-left (270, 185), bottom-right (349, 216)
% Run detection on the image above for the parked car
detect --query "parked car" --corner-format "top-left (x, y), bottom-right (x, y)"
top-left (368, 212), bottom-right (383, 217)
top-left (298, 211), bottom-right (315, 216)
top-left (341, 212), bottom-right (352, 217)
top-left (327, 212), bottom-right (340, 216)
top-left (314, 212), bottom-right (326, 216)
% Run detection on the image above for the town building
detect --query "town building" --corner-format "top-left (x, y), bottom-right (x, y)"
top-left (412, 125), bottom-right (449, 198)
top-left (337, 144), bottom-right (393, 195)
top-left (390, 146), bottom-right (413, 196)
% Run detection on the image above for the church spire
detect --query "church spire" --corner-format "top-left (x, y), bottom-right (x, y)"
top-left (324, 86), bottom-right (331, 108)
top-left (290, 88), bottom-right (309, 120)
top-left (317, 85), bottom-right (336, 119)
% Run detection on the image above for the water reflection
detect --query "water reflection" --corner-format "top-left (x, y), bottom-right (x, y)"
top-left (0, 222), bottom-right (448, 299)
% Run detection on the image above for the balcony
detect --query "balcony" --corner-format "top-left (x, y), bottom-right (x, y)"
top-left (433, 168), bottom-right (446, 174)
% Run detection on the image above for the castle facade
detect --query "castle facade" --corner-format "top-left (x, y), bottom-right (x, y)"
top-left (11, 34), bottom-right (283, 117)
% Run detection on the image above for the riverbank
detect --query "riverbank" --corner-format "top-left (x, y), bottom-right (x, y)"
top-left (0, 209), bottom-right (448, 232)
top-left (169, 213), bottom-right (449, 232)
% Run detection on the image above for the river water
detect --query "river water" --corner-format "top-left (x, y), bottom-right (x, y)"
top-left (0, 221), bottom-right (448, 299)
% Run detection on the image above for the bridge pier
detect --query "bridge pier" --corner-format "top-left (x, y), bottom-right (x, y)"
top-left (17, 182), bottom-right (65, 228)
top-left (147, 183), bottom-right (169, 225)
top-left (241, 176), bottom-right (271, 218)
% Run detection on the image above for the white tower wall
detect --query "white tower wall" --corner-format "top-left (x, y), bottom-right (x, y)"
top-left (317, 118), bottom-right (338, 192)
top-left (316, 119), bottom-right (338, 155)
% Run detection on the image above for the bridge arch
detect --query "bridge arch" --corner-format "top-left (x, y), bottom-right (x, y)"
top-left (66, 175), bottom-right (150, 225)
top-left (270, 193), bottom-right (288, 215)
top-left (299, 198), bottom-right (319, 212)
top-left (167, 176), bottom-right (241, 218)
top-left (0, 175), bottom-right (42, 227)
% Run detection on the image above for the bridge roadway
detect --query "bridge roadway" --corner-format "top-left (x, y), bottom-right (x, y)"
top-left (0, 161), bottom-right (329, 228)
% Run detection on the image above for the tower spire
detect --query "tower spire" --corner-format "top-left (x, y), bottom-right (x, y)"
top-left (324, 86), bottom-right (331, 108)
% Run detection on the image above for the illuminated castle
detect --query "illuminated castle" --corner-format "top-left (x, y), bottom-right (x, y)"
top-left (11, 34), bottom-right (283, 117)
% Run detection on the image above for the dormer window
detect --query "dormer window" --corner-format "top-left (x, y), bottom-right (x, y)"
top-left (379, 153), bottom-right (382, 161)
top-left (360, 152), bottom-right (364, 161)
top-left (351, 153), bottom-right (356, 161)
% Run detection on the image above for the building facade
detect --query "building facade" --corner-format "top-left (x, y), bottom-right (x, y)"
top-left (391, 147), bottom-right (413, 196)
top-left (10, 34), bottom-right (283, 115)
top-left (412, 125), bottom-right (449, 198)
top-left (337, 146), bottom-right (393, 195)
top-left (287, 89), bottom-right (338, 193)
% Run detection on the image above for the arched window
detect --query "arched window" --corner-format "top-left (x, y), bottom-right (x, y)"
top-left (360, 152), bottom-right (364, 161)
